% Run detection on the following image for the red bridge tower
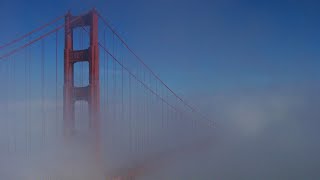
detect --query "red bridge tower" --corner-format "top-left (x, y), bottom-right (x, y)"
top-left (63, 9), bottom-right (100, 134)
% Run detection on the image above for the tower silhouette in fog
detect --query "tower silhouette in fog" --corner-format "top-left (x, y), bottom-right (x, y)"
top-left (63, 9), bottom-right (100, 134)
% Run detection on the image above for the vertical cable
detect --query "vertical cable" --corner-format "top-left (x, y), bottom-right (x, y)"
top-left (103, 29), bottom-right (106, 113)
top-left (147, 73), bottom-right (151, 149)
top-left (167, 90), bottom-right (169, 129)
top-left (121, 46), bottom-right (124, 128)
top-left (41, 39), bottom-right (45, 145)
top-left (143, 69), bottom-right (146, 151)
top-left (113, 34), bottom-right (116, 124)
top-left (111, 33), bottom-right (116, 147)
top-left (145, 72), bottom-right (149, 149)
top-left (161, 87), bottom-right (164, 128)
top-left (27, 40), bottom-right (32, 156)
top-left (106, 39), bottom-right (109, 116)
top-left (9, 56), bottom-right (17, 152)
top-left (129, 74), bottom-right (132, 152)
top-left (24, 47), bottom-right (28, 154)
top-left (55, 30), bottom-right (58, 135)
top-left (4, 60), bottom-right (9, 153)
top-left (134, 75), bottom-right (137, 153)
top-left (0, 62), bottom-right (5, 151)
top-left (137, 76), bottom-right (140, 154)
top-left (120, 43), bottom-right (125, 153)
top-left (7, 57), bottom-right (11, 153)
top-left (165, 90), bottom-right (168, 148)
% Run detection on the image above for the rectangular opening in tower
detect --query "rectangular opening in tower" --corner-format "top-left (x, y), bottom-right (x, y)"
top-left (74, 101), bottom-right (90, 131)
top-left (74, 61), bottom-right (89, 87)
top-left (72, 27), bottom-right (90, 50)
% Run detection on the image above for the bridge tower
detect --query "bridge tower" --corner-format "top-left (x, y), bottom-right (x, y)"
top-left (63, 9), bottom-right (100, 134)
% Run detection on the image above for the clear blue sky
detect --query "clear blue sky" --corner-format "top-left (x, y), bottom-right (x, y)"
top-left (0, 0), bottom-right (319, 97)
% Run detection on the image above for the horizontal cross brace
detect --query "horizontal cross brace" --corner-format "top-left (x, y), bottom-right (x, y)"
top-left (70, 14), bottom-right (91, 28)
top-left (69, 49), bottom-right (89, 63)
top-left (73, 85), bottom-right (90, 102)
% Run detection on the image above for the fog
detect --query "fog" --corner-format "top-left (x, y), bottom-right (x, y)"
top-left (168, 84), bottom-right (320, 180)
top-left (0, 0), bottom-right (319, 178)
top-left (0, 82), bottom-right (319, 179)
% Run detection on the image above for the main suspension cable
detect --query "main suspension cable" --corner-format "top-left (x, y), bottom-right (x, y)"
top-left (0, 15), bottom-right (64, 50)
top-left (97, 12), bottom-right (213, 125)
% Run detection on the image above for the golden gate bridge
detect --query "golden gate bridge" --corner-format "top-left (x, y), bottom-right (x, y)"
top-left (0, 9), bottom-right (214, 179)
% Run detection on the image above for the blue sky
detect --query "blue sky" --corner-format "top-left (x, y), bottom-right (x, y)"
top-left (0, 0), bottom-right (319, 97)
top-left (1, 1), bottom-right (320, 179)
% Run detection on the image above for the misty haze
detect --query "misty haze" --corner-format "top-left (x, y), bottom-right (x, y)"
top-left (0, 0), bottom-right (320, 179)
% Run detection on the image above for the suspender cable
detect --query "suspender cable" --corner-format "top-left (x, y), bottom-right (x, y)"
top-left (27, 41), bottom-right (32, 156)
top-left (121, 48), bottom-right (124, 129)
top-left (4, 60), bottom-right (9, 152)
top-left (28, 39), bottom-right (33, 155)
top-left (167, 89), bottom-right (169, 128)
top-left (120, 44), bottom-right (125, 153)
top-left (161, 87), bottom-right (164, 128)
top-left (106, 41), bottom-right (109, 115)
top-left (103, 29), bottom-right (106, 111)
top-left (9, 56), bottom-right (16, 153)
top-left (111, 34), bottom-right (116, 146)
top-left (9, 57), bottom-right (13, 153)
top-left (129, 74), bottom-right (132, 152)
top-left (142, 69), bottom-right (145, 150)
top-left (113, 34), bottom-right (116, 124)
top-left (24, 48), bottom-right (28, 154)
top-left (41, 39), bottom-right (45, 145)
top-left (55, 30), bottom-right (58, 135)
